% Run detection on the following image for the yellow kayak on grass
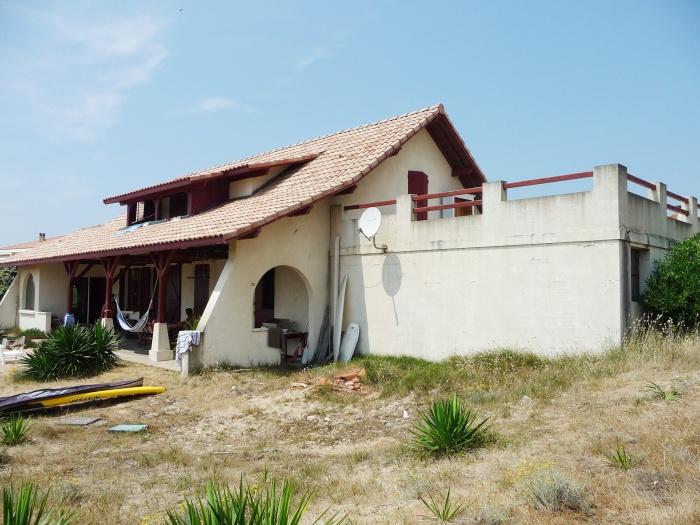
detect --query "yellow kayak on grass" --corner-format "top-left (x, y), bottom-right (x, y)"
top-left (32, 386), bottom-right (166, 407)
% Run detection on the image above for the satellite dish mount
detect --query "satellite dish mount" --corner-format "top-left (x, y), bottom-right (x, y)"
top-left (358, 207), bottom-right (388, 253)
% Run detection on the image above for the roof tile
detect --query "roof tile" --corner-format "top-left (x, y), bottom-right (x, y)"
top-left (1, 104), bottom-right (484, 266)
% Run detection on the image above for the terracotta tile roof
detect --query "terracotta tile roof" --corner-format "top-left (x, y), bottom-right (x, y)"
top-left (0, 104), bottom-right (485, 266)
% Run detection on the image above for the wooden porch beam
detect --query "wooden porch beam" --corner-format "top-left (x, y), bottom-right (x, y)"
top-left (63, 261), bottom-right (80, 314)
top-left (151, 251), bottom-right (178, 324)
top-left (101, 256), bottom-right (121, 318)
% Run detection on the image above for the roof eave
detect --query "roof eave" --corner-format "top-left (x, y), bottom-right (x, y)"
top-left (0, 235), bottom-right (228, 267)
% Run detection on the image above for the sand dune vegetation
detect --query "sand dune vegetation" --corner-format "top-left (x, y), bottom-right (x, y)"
top-left (1, 323), bottom-right (699, 524)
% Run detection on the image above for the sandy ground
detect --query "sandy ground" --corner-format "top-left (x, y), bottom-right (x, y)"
top-left (1, 347), bottom-right (699, 525)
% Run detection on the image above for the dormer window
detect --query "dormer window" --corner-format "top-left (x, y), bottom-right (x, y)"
top-left (161, 192), bottom-right (189, 219)
top-left (127, 200), bottom-right (156, 226)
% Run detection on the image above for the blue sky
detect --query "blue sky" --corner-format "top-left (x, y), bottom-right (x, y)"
top-left (0, 1), bottom-right (698, 246)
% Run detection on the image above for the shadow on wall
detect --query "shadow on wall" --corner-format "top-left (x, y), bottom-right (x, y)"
top-left (382, 253), bottom-right (402, 326)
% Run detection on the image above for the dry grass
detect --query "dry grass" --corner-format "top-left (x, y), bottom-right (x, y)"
top-left (0, 327), bottom-right (699, 524)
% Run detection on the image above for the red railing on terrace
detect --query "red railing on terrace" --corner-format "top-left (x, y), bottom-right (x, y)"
top-left (343, 199), bottom-right (396, 211)
top-left (627, 173), bottom-right (690, 216)
top-left (344, 171), bottom-right (696, 218)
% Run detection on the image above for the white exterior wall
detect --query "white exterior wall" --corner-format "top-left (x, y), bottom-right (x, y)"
top-left (14, 264), bottom-right (65, 332)
top-left (0, 276), bottom-right (19, 328)
top-left (194, 201), bottom-right (331, 368)
top-left (335, 164), bottom-right (699, 358)
top-left (274, 266), bottom-right (309, 328)
top-left (333, 128), bottom-right (463, 221)
top-left (38, 263), bottom-right (67, 318)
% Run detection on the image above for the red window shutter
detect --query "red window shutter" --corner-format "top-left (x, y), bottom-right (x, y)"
top-left (408, 171), bottom-right (429, 221)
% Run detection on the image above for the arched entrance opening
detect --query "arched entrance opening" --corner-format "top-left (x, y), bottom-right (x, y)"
top-left (24, 274), bottom-right (35, 310)
top-left (253, 265), bottom-right (310, 330)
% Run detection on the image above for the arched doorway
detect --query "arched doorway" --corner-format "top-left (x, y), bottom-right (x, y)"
top-left (253, 265), bottom-right (310, 330)
top-left (24, 274), bottom-right (35, 310)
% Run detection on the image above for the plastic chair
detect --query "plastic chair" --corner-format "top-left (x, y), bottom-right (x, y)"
top-left (1, 336), bottom-right (25, 364)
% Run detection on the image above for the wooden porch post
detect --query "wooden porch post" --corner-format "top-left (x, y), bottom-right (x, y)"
top-left (64, 261), bottom-right (79, 314)
top-left (100, 256), bottom-right (121, 331)
top-left (149, 250), bottom-right (177, 362)
top-left (63, 261), bottom-right (94, 319)
top-left (153, 251), bottom-right (177, 323)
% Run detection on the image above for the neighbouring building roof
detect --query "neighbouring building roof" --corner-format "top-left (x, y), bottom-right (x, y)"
top-left (0, 104), bottom-right (485, 266)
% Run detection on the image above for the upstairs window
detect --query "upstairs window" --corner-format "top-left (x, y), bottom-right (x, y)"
top-left (128, 200), bottom-right (156, 225)
top-left (408, 170), bottom-right (429, 221)
top-left (161, 192), bottom-right (189, 219)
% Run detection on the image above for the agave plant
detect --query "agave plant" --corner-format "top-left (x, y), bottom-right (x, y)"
top-left (22, 323), bottom-right (122, 381)
top-left (1, 414), bottom-right (33, 446)
top-left (91, 322), bottom-right (122, 372)
top-left (165, 477), bottom-right (346, 525)
top-left (410, 394), bottom-right (491, 457)
top-left (420, 487), bottom-right (470, 523)
top-left (3, 483), bottom-right (77, 525)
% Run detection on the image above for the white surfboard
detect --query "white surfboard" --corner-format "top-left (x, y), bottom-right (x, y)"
top-left (333, 274), bottom-right (348, 362)
top-left (301, 345), bottom-right (311, 364)
top-left (339, 323), bottom-right (359, 363)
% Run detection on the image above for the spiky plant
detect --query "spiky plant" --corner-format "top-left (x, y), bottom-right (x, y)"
top-left (420, 487), bottom-right (470, 523)
top-left (410, 394), bottom-right (491, 457)
top-left (21, 323), bottom-right (121, 381)
top-left (1, 414), bottom-right (32, 446)
top-left (165, 477), bottom-right (346, 525)
top-left (3, 483), bottom-right (77, 525)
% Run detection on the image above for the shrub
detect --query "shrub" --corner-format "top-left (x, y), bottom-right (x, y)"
top-left (641, 233), bottom-right (700, 327)
top-left (420, 487), bottom-right (470, 523)
top-left (3, 482), bottom-right (77, 525)
top-left (20, 329), bottom-right (47, 341)
top-left (410, 394), bottom-right (490, 457)
top-left (21, 323), bottom-right (122, 381)
top-left (507, 461), bottom-right (590, 513)
top-left (164, 477), bottom-right (346, 525)
top-left (604, 443), bottom-right (632, 470)
top-left (1, 414), bottom-right (32, 446)
top-left (0, 266), bottom-right (17, 302)
top-left (645, 380), bottom-right (680, 401)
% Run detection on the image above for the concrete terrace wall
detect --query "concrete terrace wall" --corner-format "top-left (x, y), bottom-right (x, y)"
top-left (335, 164), bottom-right (699, 359)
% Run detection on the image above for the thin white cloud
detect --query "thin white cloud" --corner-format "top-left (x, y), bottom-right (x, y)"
top-left (295, 47), bottom-right (332, 70)
top-left (58, 93), bottom-right (125, 140)
top-left (185, 97), bottom-right (253, 114)
top-left (0, 6), bottom-right (170, 140)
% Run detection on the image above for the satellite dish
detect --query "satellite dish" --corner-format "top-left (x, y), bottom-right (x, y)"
top-left (358, 207), bottom-right (382, 240)
top-left (358, 207), bottom-right (387, 252)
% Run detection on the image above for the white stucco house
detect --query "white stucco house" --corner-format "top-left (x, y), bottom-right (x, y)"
top-left (0, 104), bottom-right (697, 373)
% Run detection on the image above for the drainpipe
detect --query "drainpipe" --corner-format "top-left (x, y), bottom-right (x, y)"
top-left (332, 235), bottom-right (340, 336)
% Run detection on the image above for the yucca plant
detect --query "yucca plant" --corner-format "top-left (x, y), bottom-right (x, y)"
top-left (420, 487), bottom-right (470, 523)
top-left (410, 394), bottom-right (490, 457)
top-left (20, 348), bottom-right (58, 382)
top-left (645, 381), bottom-right (680, 401)
top-left (165, 477), bottom-right (346, 525)
top-left (3, 483), bottom-right (77, 525)
top-left (166, 479), bottom-right (247, 525)
top-left (22, 323), bottom-right (122, 381)
top-left (604, 443), bottom-right (632, 470)
top-left (1, 414), bottom-right (32, 446)
top-left (91, 322), bottom-right (122, 372)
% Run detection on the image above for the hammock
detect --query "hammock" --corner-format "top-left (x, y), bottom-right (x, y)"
top-left (114, 286), bottom-right (157, 333)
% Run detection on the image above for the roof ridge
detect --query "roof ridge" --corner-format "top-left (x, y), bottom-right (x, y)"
top-left (105, 104), bottom-right (444, 203)
top-left (178, 104), bottom-right (443, 178)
